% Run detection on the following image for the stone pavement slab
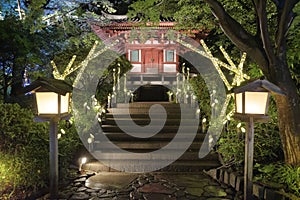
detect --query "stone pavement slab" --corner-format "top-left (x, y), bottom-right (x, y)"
top-left (85, 172), bottom-right (139, 190)
top-left (137, 182), bottom-right (176, 194)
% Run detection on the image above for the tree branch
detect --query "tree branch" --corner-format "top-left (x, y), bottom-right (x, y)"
top-left (204, 0), bottom-right (269, 73)
top-left (252, 0), bottom-right (276, 64)
top-left (276, 0), bottom-right (298, 56)
top-left (155, 0), bottom-right (165, 7)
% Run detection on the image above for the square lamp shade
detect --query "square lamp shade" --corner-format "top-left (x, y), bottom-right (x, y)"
top-left (35, 91), bottom-right (70, 115)
top-left (20, 77), bottom-right (73, 118)
top-left (235, 91), bottom-right (270, 115)
top-left (233, 79), bottom-right (285, 118)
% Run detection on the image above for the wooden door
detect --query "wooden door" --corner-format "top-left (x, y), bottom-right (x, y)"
top-left (143, 49), bottom-right (162, 74)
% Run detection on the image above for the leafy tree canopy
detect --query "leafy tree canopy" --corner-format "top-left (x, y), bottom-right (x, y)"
top-left (0, 0), bottom-right (116, 102)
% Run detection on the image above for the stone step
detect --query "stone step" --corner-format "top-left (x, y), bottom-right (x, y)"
top-left (108, 103), bottom-right (196, 114)
top-left (105, 113), bottom-right (196, 119)
top-left (102, 118), bottom-right (200, 126)
top-left (107, 108), bottom-right (196, 115)
top-left (115, 102), bottom-right (190, 108)
top-left (96, 132), bottom-right (205, 141)
top-left (83, 159), bottom-right (220, 172)
top-left (91, 151), bottom-right (218, 161)
top-left (89, 102), bottom-right (218, 172)
top-left (93, 140), bottom-right (205, 151)
top-left (101, 125), bottom-right (201, 133)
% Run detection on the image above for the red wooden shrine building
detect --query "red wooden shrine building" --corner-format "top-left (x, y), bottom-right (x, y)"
top-left (92, 12), bottom-right (207, 73)
top-left (92, 12), bottom-right (207, 101)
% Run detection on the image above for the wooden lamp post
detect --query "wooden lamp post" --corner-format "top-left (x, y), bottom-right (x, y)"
top-left (21, 77), bottom-right (72, 199)
top-left (233, 78), bottom-right (285, 200)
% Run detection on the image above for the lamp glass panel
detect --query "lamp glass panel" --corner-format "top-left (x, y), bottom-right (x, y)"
top-left (60, 93), bottom-right (70, 114)
top-left (36, 92), bottom-right (58, 114)
top-left (235, 93), bottom-right (243, 113)
top-left (245, 92), bottom-right (269, 114)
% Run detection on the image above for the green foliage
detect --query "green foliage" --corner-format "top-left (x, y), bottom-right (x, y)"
top-left (217, 99), bottom-right (283, 167)
top-left (0, 151), bottom-right (22, 199)
top-left (174, 0), bottom-right (217, 32)
top-left (287, 3), bottom-right (300, 89)
top-left (57, 119), bottom-right (82, 179)
top-left (128, 0), bottom-right (177, 22)
top-left (72, 52), bottom-right (133, 142)
top-left (51, 32), bottom-right (100, 84)
top-left (0, 103), bottom-right (82, 197)
top-left (0, 1), bottom-right (108, 103)
top-left (254, 163), bottom-right (300, 198)
top-left (25, 0), bottom-right (48, 32)
top-left (0, 103), bottom-right (47, 150)
top-left (189, 74), bottom-right (211, 122)
top-left (216, 99), bottom-right (289, 198)
top-left (217, 120), bottom-right (244, 166)
top-left (0, 15), bottom-right (45, 101)
top-left (0, 103), bottom-right (49, 196)
top-left (128, 0), bottom-right (160, 22)
top-left (0, 13), bottom-right (84, 102)
top-left (95, 55), bottom-right (133, 105)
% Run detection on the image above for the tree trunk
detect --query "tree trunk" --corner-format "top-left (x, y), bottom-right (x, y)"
top-left (275, 87), bottom-right (300, 166)
top-left (10, 64), bottom-right (23, 101)
top-left (2, 65), bottom-right (9, 103)
top-left (272, 61), bottom-right (300, 166)
top-left (276, 97), bottom-right (300, 166)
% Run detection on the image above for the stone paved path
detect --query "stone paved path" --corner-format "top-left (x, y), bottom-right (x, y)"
top-left (38, 171), bottom-right (243, 200)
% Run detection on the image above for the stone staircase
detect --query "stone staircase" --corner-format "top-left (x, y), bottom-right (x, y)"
top-left (83, 102), bottom-right (220, 172)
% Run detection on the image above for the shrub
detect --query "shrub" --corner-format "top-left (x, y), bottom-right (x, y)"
top-left (216, 99), bottom-right (283, 167)
top-left (0, 151), bottom-right (22, 199)
top-left (57, 119), bottom-right (83, 179)
top-left (215, 99), bottom-right (300, 196)
top-left (0, 103), bottom-right (82, 198)
top-left (254, 163), bottom-right (300, 198)
top-left (216, 120), bottom-right (245, 166)
top-left (189, 75), bottom-right (211, 123)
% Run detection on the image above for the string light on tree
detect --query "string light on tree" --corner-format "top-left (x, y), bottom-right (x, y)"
top-left (52, 41), bottom-right (98, 80)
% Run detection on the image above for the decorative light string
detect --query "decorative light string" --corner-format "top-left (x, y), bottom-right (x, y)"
top-left (52, 41), bottom-right (98, 80)
top-left (200, 40), bottom-right (232, 90)
top-left (73, 40), bottom-right (118, 87)
top-left (176, 37), bottom-right (250, 125)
